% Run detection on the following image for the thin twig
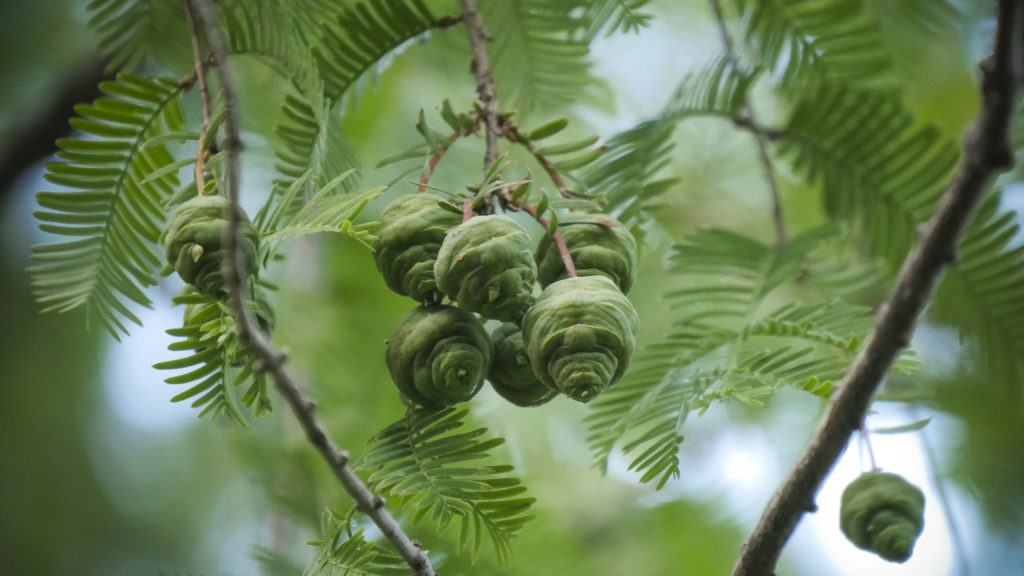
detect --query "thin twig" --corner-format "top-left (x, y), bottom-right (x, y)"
top-left (188, 2), bottom-right (436, 575)
top-left (747, 115), bottom-right (787, 246)
top-left (503, 123), bottom-right (577, 199)
top-left (858, 419), bottom-right (877, 470)
top-left (182, 0), bottom-right (212, 193)
top-left (519, 201), bottom-right (577, 278)
top-left (911, 406), bottom-right (971, 576)
top-left (709, 0), bottom-right (787, 246)
top-left (418, 131), bottom-right (464, 192)
top-left (461, 0), bottom-right (500, 169)
top-left (731, 116), bottom-right (785, 141)
top-left (731, 2), bottom-right (1024, 574)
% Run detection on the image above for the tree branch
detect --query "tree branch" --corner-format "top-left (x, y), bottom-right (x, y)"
top-left (182, 0), bottom-right (212, 193)
top-left (709, 0), bottom-right (787, 246)
top-left (461, 0), bottom-right (500, 170)
top-left (518, 200), bottom-right (577, 278)
top-left (0, 58), bottom-right (107, 205)
top-left (731, 2), bottom-right (1024, 574)
top-left (188, 2), bottom-right (437, 575)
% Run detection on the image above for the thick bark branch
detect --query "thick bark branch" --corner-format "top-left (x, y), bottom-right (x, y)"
top-left (461, 0), bottom-right (500, 170)
top-left (188, 2), bottom-right (436, 574)
top-left (732, 2), bottom-right (1024, 574)
top-left (0, 59), bottom-right (106, 204)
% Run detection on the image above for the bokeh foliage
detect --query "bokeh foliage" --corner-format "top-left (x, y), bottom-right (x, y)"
top-left (2, 0), bottom-right (1023, 575)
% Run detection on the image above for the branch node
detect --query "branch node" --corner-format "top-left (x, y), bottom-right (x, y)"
top-left (435, 14), bottom-right (464, 29)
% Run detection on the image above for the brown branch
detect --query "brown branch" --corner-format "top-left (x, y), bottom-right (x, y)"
top-left (182, 0), bottom-right (212, 193)
top-left (503, 124), bottom-right (575, 198)
top-left (709, 0), bottom-right (787, 246)
top-left (0, 58), bottom-right (107, 204)
top-left (187, 2), bottom-right (437, 575)
top-left (519, 201), bottom-right (577, 278)
top-left (461, 0), bottom-right (500, 169)
top-left (731, 116), bottom-right (785, 141)
top-left (418, 132), bottom-right (463, 192)
top-left (731, 2), bottom-right (1024, 574)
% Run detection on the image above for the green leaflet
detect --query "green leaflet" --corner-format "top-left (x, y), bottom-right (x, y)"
top-left (522, 276), bottom-right (638, 402)
top-left (583, 0), bottom-right (653, 38)
top-left (154, 289), bottom-right (274, 424)
top-left (840, 471), bottom-right (925, 563)
top-left (356, 407), bottom-right (535, 565)
top-left (481, 0), bottom-right (597, 113)
top-left (385, 305), bottom-right (492, 409)
top-left (312, 0), bottom-right (438, 107)
top-left (374, 193), bottom-right (461, 303)
top-left (30, 74), bottom-right (184, 338)
top-left (302, 509), bottom-right (407, 576)
top-left (434, 215), bottom-right (538, 323)
top-left (584, 228), bottom-right (914, 489)
top-left (536, 212), bottom-right (637, 294)
top-left (488, 323), bottom-right (558, 407)
top-left (87, 0), bottom-right (192, 72)
top-left (737, 0), bottom-right (892, 91)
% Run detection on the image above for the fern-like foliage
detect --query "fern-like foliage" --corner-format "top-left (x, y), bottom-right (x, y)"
top-left (664, 54), bottom-right (758, 120)
top-left (304, 509), bottom-right (407, 576)
top-left (312, 0), bottom-right (439, 107)
top-left (87, 0), bottom-right (193, 73)
top-left (778, 81), bottom-right (1024, 394)
top-left (869, 0), bottom-right (963, 40)
top-left (157, 296), bottom-right (270, 422)
top-left (931, 194), bottom-right (1024, 396)
top-left (153, 289), bottom-right (273, 424)
top-left (220, 0), bottom-right (317, 81)
top-left (778, 82), bottom-right (959, 266)
top-left (482, 0), bottom-right (596, 113)
top-left (271, 79), bottom-right (361, 207)
top-left (259, 171), bottom-right (384, 252)
top-left (586, 228), bottom-right (915, 488)
top-left (580, 119), bottom-right (675, 231)
top-left (30, 75), bottom-right (184, 338)
top-left (584, 0), bottom-right (654, 37)
top-left (735, 0), bottom-right (891, 91)
top-left (356, 407), bottom-right (535, 565)
top-left (219, 1), bottom-right (365, 217)
top-left (580, 56), bottom-right (756, 229)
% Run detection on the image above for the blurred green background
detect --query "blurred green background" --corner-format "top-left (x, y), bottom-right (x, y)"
top-left (1, 1), bottom-right (1022, 575)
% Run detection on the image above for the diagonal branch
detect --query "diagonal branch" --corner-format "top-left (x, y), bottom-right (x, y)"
top-left (187, 1), bottom-right (437, 575)
top-left (461, 0), bottom-right (500, 169)
top-left (731, 1), bottom-right (1024, 574)
top-left (0, 59), bottom-right (107, 204)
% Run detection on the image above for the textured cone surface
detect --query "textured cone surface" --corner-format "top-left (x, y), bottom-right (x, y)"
top-left (522, 276), bottom-right (638, 402)
top-left (840, 471), bottom-right (925, 563)
top-left (164, 195), bottom-right (259, 296)
top-left (386, 304), bottom-right (491, 409)
top-left (488, 323), bottom-right (558, 407)
top-left (374, 193), bottom-right (461, 303)
top-left (536, 213), bottom-right (637, 294)
top-left (435, 214), bottom-right (537, 322)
